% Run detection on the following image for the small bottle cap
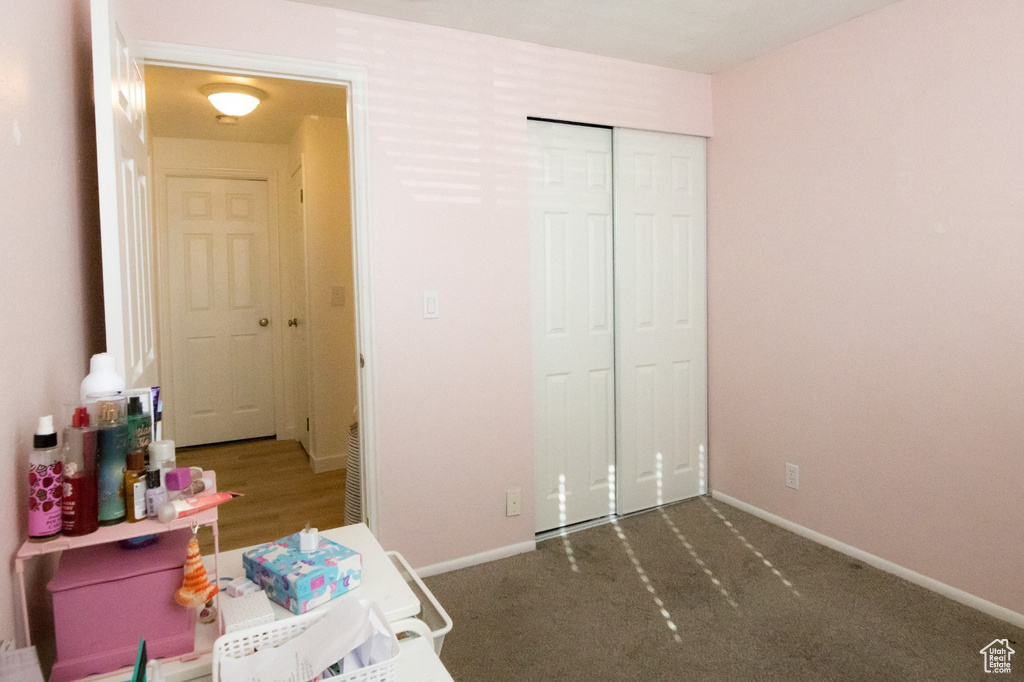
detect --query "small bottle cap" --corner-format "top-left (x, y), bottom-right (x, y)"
top-left (157, 502), bottom-right (178, 523)
top-left (146, 469), bottom-right (161, 488)
top-left (165, 467), bottom-right (192, 491)
top-left (34, 416), bottom-right (57, 449)
top-left (128, 395), bottom-right (142, 415)
top-left (127, 452), bottom-right (145, 471)
top-left (149, 440), bottom-right (175, 465)
top-left (72, 407), bottom-right (90, 428)
top-left (89, 352), bottom-right (117, 374)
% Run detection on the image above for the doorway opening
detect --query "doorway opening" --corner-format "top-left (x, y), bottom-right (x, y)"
top-left (145, 64), bottom-right (360, 551)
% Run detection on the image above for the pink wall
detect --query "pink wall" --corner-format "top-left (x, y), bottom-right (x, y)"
top-left (0, 0), bottom-right (104, 641)
top-left (709, 0), bottom-right (1024, 614)
top-left (125, 0), bottom-right (712, 567)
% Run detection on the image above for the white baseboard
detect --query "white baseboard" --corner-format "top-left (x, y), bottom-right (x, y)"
top-left (415, 540), bottom-right (536, 579)
top-left (711, 490), bottom-right (1024, 629)
top-left (310, 452), bottom-right (346, 473)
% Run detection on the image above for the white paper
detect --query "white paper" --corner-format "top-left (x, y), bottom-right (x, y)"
top-left (217, 600), bottom-right (398, 682)
top-left (0, 646), bottom-right (45, 682)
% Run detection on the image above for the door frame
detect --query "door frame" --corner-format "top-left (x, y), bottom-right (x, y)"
top-left (141, 42), bottom-right (381, 535)
top-left (153, 168), bottom-right (283, 446)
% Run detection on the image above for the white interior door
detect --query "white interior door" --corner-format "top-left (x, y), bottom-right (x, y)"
top-left (529, 121), bottom-right (616, 533)
top-left (614, 128), bottom-right (708, 515)
top-left (90, 0), bottom-right (158, 389)
top-left (287, 164), bottom-right (312, 455)
top-left (166, 176), bottom-right (276, 446)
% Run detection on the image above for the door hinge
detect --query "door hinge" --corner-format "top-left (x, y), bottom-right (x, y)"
top-left (359, 353), bottom-right (365, 369)
top-left (300, 189), bottom-right (304, 203)
top-left (306, 417), bottom-right (310, 431)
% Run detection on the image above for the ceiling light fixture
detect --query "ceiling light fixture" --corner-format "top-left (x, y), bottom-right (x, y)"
top-left (200, 84), bottom-right (267, 117)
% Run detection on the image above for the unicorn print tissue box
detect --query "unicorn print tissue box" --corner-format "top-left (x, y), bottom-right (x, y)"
top-left (242, 533), bottom-right (362, 614)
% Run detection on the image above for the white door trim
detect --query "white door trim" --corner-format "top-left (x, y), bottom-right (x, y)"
top-left (139, 42), bottom-right (381, 536)
top-left (153, 168), bottom-right (284, 445)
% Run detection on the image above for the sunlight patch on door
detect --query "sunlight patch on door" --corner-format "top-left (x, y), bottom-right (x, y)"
top-left (557, 474), bottom-right (580, 573)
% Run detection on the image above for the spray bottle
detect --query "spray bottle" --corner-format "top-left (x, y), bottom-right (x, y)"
top-left (94, 396), bottom-right (128, 526)
top-left (62, 407), bottom-right (98, 536)
top-left (28, 416), bottom-right (63, 540)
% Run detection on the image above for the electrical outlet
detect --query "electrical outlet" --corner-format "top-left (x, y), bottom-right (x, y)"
top-left (785, 463), bottom-right (799, 490)
top-left (506, 488), bottom-right (521, 517)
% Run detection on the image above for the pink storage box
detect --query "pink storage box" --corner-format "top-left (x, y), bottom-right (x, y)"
top-left (47, 530), bottom-right (196, 682)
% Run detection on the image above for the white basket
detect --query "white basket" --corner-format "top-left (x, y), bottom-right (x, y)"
top-left (212, 602), bottom-right (399, 682)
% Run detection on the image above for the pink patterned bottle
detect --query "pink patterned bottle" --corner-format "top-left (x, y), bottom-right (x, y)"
top-left (28, 415), bottom-right (63, 540)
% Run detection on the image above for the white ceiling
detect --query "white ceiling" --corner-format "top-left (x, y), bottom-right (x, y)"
top-left (146, 66), bottom-right (347, 143)
top-left (288, 0), bottom-right (901, 74)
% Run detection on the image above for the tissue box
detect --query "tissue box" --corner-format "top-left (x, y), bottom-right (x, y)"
top-left (242, 533), bottom-right (362, 614)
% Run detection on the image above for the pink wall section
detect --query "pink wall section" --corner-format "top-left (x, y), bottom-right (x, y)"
top-left (0, 0), bottom-right (104, 641)
top-left (709, 0), bottom-right (1024, 614)
top-left (124, 0), bottom-right (712, 568)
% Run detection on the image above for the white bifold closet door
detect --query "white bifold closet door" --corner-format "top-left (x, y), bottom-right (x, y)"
top-left (530, 122), bottom-right (707, 532)
top-left (614, 128), bottom-right (707, 516)
top-left (529, 121), bottom-right (616, 533)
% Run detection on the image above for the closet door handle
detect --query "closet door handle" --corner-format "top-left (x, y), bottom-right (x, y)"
top-left (259, 318), bottom-right (270, 327)
top-left (288, 318), bottom-right (299, 327)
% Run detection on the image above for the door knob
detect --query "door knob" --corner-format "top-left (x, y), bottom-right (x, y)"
top-left (259, 318), bottom-right (269, 327)
top-left (288, 318), bottom-right (299, 327)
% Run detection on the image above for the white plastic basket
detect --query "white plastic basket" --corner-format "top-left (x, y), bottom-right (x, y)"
top-left (212, 602), bottom-right (399, 682)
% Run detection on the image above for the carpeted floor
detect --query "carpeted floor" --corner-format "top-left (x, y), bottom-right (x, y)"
top-left (424, 497), bottom-right (1021, 681)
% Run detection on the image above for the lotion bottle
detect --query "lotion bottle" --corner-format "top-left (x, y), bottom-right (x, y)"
top-left (124, 452), bottom-right (148, 523)
top-left (145, 469), bottom-right (167, 520)
top-left (28, 416), bottom-right (63, 540)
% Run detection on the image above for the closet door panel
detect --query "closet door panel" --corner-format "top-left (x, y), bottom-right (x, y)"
top-left (615, 129), bottom-right (707, 515)
top-left (530, 121), bottom-right (615, 532)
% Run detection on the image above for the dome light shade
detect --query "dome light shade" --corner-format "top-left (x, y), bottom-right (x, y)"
top-left (200, 84), bottom-right (266, 117)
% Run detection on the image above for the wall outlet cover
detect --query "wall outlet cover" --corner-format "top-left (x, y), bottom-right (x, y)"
top-left (785, 463), bottom-right (799, 490)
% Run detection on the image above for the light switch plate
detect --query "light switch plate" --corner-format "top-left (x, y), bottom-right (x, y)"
top-left (423, 291), bottom-right (439, 319)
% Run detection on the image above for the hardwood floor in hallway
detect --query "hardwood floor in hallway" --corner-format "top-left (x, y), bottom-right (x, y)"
top-left (175, 438), bottom-right (346, 554)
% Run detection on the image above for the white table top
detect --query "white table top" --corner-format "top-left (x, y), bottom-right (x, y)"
top-left (206, 524), bottom-right (421, 623)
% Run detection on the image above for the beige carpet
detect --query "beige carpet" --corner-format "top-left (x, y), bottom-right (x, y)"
top-left (425, 497), bottom-right (1021, 681)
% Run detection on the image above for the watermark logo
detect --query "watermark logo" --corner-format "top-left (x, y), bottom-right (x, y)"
top-left (980, 639), bottom-right (1015, 674)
